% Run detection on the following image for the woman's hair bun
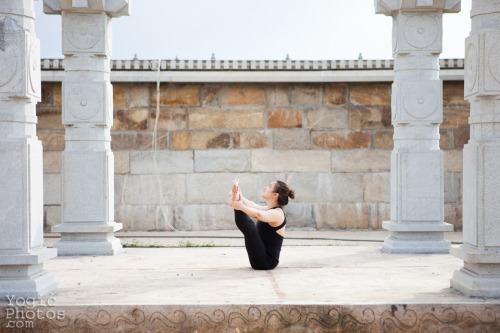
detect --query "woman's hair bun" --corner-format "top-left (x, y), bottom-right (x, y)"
top-left (275, 181), bottom-right (295, 206)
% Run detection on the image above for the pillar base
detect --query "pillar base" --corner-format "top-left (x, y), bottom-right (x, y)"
top-left (0, 248), bottom-right (58, 300)
top-left (381, 221), bottom-right (453, 254)
top-left (450, 244), bottom-right (500, 298)
top-left (52, 222), bottom-right (123, 256)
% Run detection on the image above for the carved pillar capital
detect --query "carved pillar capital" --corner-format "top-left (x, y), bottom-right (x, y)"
top-left (43, 0), bottom-right (131, 17)
top-left (375, 0), bottom-right (460, 15)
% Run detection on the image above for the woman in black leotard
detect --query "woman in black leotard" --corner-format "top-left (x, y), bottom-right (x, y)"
top-left (228, 180), bottom-right (295, 270)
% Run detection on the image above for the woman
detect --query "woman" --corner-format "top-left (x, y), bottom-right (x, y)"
top-left (228, 179), bottom-right (295, 270)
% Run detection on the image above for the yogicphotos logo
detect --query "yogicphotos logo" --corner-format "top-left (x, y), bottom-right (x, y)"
top-left (4, 295), bottom-right (65, 329)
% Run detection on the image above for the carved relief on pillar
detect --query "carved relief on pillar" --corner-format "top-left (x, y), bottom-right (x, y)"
top-left (392, 81), bottom-right (442, 124)
top-left (62, 13), bottom-right (110, 56)
top-left (393, 12), bottom-right (442, 54)
top-left (0, 17), bottom-right (41, 100)
top-left (465, 31), bottom-right (500, 97)
top-left (63, 82), bottom-right (112, 125)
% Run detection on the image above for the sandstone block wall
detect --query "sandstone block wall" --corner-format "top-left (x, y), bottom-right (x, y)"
top-left (38, 81), bottom-right (468, 231)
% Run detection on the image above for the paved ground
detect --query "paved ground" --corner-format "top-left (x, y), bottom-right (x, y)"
top-left (27, 230), bottom-right (496, 306)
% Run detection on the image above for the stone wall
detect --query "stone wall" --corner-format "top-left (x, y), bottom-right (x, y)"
top-left (38, 81), bottom-right (468, 231)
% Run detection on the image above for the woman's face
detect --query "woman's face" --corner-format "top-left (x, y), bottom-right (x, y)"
top-left (261, 181), bottom-right (277, 199)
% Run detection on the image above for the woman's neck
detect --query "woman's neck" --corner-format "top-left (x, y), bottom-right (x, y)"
top-left (265, 199), bottom-right (279, 208)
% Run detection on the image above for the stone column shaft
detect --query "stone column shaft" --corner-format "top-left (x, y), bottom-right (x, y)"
top-left (450, 0), bottom-right (500, 297)
top-left (0, 0), bottom-right (57, 299)
top-left (376, 0), bottom-right (460, 253)
top-left (43, 1), bottom-right (130, 255)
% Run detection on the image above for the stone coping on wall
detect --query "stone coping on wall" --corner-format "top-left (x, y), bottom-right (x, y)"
top-left (41, 58), bottom-right (465, 82)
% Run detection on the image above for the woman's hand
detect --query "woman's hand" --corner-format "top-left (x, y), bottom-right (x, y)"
top-left (230, 198), bottom-right (245, 211)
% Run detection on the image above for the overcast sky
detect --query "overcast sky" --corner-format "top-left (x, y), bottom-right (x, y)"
top-left (34, 0), bottom-right (471, 60)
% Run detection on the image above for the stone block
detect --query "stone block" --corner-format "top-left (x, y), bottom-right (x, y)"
top-left (444, 173), bottom-right (460, 203)
top-left (186, 173), bottom-right (258, 204)
top-left (312, 131), bottom-right (371, 149)
top-left (442, 107), bottom-right (470, 129)
top-left (114, 175), bottom-right (125, 205)
top-left (306, 109), bottom-right (349, 129)
top-left (439, 129), bottom-right (452, 149)
top-left (370, 203), bottom-right (391, 229)
top-left (151, 108), bottom-right (187, 131)
top-left (445, 204), bottom-right (462, 230)
top-left (111, 132), bottom-right (168, 150)
top-left (291, 84), bottom-right (320, 106)
top-left (444, 150), bottom-right (462, 172)
top-left (171, 132), bottom-right (230, 149)
top-left (201, 85), bottom-right (220, 107)
top-left (284, 203), bottom-right (313, 228)
top-left (267, 109), bottom-right (302, 128)
top-left (257, 173), bottom-right (287, 187)
top-left (373, 131), bottom-right (393, 149)
top-left (113, 83), bottom-right (128, 108)
top-left (53, 83), bottom-right (62, 107)
top-left (221, 84), bottom-right (266, 106)
top-left (130, 151), bottom-right (193, 174)
top-left (195, 150), bottom-right (251, 172)
top-left (174, 204), bottom-right (235, 230)
top-left (233, 132), bottom-right (270, 149)
top-left (314, 203), bottom-right (369, 229)
top-left (114, 151), bottom-right (130, 174)
top-left (38, 132), bottom-right (65, 151)
top-left (349, 83), bottom-right (391, 106)
top-left (44, 173), bottom-right (61, 205)
top-left (364, 173), bottom-right (390, 202)
top-left (0, 140), bottom-right (44, 250)
top-left (324, 84), bottom-right (347, 106)
top-left (61, 151), bottom-right (116, 224)
top-left (252, 150), bottom-right (331, 172)
top-left (453, 128), bottom-right (470, 149)
top-left (268, 85), bottom-right (289, 106)
top-left (443, 81), bottom-right (467, 106)
top-left (129, 84), bottom-right (151, 108)
top-left (287, 172), bottom-right (364, 203)
top-left (40, 83), bottom-right (54, 106)
top-left (331, 150), bottom-right (391, 172)
top-left (43, 151), bottom-right (62, 173)
top-left (273, 129), bottom-right (310, 149)
top-left (349, 107), bottom-right (391, 129)
top-left (113, 109), bottom-right (149, 131)
top-left (45, 205), bottom-right (61, 230)
top-left (190, 109), bottom-right (263, 129)
top-left (115, 205), bottom-right (174, 231)
top-left (152, 84), bottom-right (201, 107)
top-left (37, 108), bottom-right (63, 130)
top-left (123, 174), bottom-right (186, 205)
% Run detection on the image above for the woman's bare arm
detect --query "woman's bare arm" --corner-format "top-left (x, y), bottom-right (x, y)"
top-left (232, 201), bottom-right (284, 224)
top-left (241, 196), bottom-right (268, 211)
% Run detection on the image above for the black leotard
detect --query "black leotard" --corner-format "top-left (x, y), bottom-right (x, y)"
top-left (234, 207), bottom-right (286, 270)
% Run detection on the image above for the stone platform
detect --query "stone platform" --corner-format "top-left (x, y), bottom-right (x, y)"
top-left (1, 231), bottom-right (500, 332)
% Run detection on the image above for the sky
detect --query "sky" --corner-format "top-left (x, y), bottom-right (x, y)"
top-left (34, 0), bottom-right (471, 61)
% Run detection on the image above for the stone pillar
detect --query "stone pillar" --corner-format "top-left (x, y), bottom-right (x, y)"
top-left (450, 0), bottom-right (500, 297)
top-left (375, 0), bottom-right (460, 253)
top-left (43, 0), bottom-right (130, 255)
top-left (0, 0), bottom-right (58, 299)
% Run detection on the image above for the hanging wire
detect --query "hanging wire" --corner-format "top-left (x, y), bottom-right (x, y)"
top-left (150, 59), bottom-right (177, 231)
